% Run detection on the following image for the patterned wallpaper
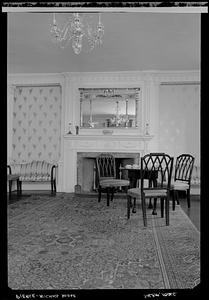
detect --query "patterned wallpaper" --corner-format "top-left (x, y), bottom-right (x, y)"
top-left (11, 85), bottom-right (61, 163)
top-left (159, 84), bottom-right (200, 165)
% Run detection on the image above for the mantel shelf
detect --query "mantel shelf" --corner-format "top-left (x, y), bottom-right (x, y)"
top-left (64, 134), bottom-right (154, 141)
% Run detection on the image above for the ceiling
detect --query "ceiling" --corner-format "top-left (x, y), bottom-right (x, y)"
top-left (7, 12), bottom-right (201, 74)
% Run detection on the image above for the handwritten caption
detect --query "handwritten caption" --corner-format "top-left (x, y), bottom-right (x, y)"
top-left (144, 293), bottom-right (177, 298)
top-left (16, 294), bottom-right (76, 299)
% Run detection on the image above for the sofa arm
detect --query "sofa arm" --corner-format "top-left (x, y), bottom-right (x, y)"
top-left (7, 165), bottom-right (12, 175)
top-left (50, 164), bottom-right (57, 181)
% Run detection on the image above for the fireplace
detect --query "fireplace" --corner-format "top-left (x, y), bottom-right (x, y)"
top-left (62, 134), bottom-right (153, 193)
top-left (76, 152), bottom-right (140, 193)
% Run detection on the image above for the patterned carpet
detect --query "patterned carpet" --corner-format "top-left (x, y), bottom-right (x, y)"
top-left (8, 193), bottom-right (200, 290)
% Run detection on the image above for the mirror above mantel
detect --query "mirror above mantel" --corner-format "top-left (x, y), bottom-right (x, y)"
top-left (79, 88), bottom-right (140, 129)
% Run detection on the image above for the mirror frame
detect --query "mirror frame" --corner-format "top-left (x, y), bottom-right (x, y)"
top-left (79, 87), bottom-right (140, 129)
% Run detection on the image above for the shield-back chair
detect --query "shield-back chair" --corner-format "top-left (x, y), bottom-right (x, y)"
top-left (127, 153), bottom-right (174, 226)
top-left (171, 154), bottom-right (195, 210)
top-left (96, 153), bottom-right (130, 206)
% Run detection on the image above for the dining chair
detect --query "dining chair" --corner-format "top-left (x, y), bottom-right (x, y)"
top-left (95, 153), bottom-right (130, 206)
top-left (171, 154), bottom-right (195, 210)
top-left (127, 153), bottom-right (174, 226)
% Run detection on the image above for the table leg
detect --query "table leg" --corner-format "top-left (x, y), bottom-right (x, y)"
top-left (148, 179), bottom-right (153, 208)
top-left (17, 179), bottom-right (20, 196)
top-left (152, 179), bottom-right (158, 215)
top-left (19, 181), bottom-right (22, 195)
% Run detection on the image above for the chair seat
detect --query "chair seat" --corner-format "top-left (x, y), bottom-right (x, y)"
top-left (127, 188), bottom-right (141, 198)
top-left (171, 181), bottom-right (189, 190)
top-left (127, 187), bottom-right (168, 198)
top-left (100, 179), bottom-right (129, 188)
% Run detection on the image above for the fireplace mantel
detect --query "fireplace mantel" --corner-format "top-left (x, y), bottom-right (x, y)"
top-left (64, 134), bottom-right (154, 141)
top-left (62, 133), bottom-right (154, 192)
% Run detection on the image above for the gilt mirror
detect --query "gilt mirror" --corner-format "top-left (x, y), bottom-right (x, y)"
top-left (79, 88), bottom-right (140, 129)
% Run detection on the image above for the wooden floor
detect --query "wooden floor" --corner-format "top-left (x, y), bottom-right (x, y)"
top-left (7, 191), bottom-right (200, 231)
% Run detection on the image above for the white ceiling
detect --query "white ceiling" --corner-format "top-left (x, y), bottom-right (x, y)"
top-left (7, 12), bottom-right (201, 73)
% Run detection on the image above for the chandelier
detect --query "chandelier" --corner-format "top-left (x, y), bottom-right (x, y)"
top-left (50, 12), bottom-right (104, 54)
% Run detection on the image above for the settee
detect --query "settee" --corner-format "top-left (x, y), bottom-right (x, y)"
top-left (7, 160), bottom-right (57, 194)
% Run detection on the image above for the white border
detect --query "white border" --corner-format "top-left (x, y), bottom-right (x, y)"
top-left (2, 7), bottom-right (208, 13)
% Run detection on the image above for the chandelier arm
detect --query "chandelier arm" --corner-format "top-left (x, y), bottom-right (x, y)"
top-left (59, 21), bottom-right (72, 40)
top-left (50, 12), bottom-right (104, 54)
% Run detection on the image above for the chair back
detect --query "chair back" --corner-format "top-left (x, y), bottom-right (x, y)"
top-left (174, 154), bottom-right (195, 183)
top-left (141, 153), bottom-right (174, 190)
top-left (96, 154), bottom-right (116, 181)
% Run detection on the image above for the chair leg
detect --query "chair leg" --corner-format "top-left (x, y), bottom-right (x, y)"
top-left (176, 190), bottom-right (180, 205)
top-left (127, 195), bottom-right (131, 219)
top-left (98, 186), bottom-right (102, 202)
top-left (111, 188), bottom-right (114, 201)
top-left (132, 197), bottom-right (136, 213)
top-left (160, 198), bottom-right (164, 218)
top-left (141, 195), bottom-right (147, 227)
top-left (186, 189), bottom-right (191, 208)
top-left (165, 197), bottom-right (169, 226)
top-left (152, 198), bottom-right (157, 215)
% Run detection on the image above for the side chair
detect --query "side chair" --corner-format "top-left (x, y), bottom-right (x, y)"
top-left (171, 154), bottom-right (195, 210)
top-left (95, 153), bottom-right (130, 206)
top-left (127, 153), bottom-right (174, 226)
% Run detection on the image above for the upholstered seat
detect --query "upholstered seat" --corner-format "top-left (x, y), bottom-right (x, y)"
top-left (19, 174), bottom-right (51, 181)
top-left (171, 181), bottom-right (189, 190)
top-left (128, 188), bottom-right (168, 198)
top-left (100, 179), bottom-right (130, 187)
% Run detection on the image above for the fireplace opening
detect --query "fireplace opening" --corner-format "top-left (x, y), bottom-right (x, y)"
top-left (76, 152), bottom-right (140, 193)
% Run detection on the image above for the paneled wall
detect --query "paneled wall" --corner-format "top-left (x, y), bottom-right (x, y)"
top-left (158, 83), bottom-right (200, 165)
top-left (8, 71), bottom-right (200, 192)
top-left (11, 85), bottom-right (62, 163)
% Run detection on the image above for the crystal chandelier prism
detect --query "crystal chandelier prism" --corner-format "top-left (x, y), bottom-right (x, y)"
top-left (50, 12), bottom-right (104, 54)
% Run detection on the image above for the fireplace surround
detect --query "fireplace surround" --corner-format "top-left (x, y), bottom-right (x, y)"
top-left (62, 134), bottom-right (153, 193)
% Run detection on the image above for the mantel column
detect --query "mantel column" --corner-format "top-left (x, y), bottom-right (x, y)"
top-left (135, 88), bottom-right (140, 128)
top-left (149, 80), bottom-right (160, 152)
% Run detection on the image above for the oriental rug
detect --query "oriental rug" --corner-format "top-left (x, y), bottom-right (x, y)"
top-left (8, 193), bottom-right (200, 290)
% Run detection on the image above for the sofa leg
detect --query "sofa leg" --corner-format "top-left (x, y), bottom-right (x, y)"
top-left (19, 181), bottom-right (22, 195)
top-left (9, 181), bottom-right (12, 199)
top-left (53, 180), bottom-right (56, 194)
top-left (51, 180), bottom-right (54, 194)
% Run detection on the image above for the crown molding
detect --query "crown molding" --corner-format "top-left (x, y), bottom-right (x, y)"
top-left (8, 70), bottom-right (200, 86)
